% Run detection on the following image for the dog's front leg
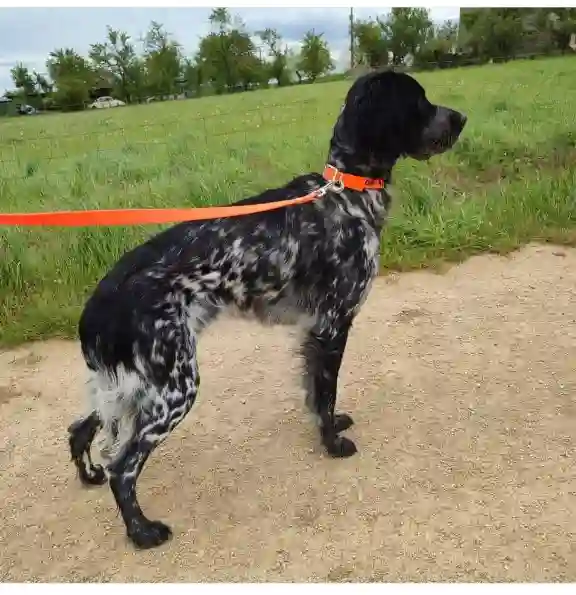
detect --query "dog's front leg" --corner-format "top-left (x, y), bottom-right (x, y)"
top-left (302, 319), bottom-right (357, 458)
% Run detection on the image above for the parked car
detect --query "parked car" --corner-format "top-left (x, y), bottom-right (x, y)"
top-left (18, 104), bottom-right (38, 115)
top-left (88, 96), bottom-right (126, 109)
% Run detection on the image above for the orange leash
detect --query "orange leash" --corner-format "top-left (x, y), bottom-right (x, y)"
top-left (0, 166), bottom-right (384, 227)
top-left (0, 190), bottom-right (322, 227)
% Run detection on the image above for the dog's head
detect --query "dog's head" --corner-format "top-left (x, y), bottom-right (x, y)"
top-left (338, 70), bottom-right (466, 164)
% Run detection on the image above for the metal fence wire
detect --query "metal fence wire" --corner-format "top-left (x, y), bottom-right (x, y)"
top-left (0, 51), bottom-right (573, 183)
top-left (0, 98), bottom-right (321, 181)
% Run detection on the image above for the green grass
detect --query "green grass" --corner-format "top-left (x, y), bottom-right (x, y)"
top-left (1, 56), bottom-right (576, 346)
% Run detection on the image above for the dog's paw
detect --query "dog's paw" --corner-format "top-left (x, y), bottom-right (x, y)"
top-left (83, 463), bottom-right (107, 486)
top-left (128, 519), bottom-right (173, 549)
top-left (77, 460), bottom-right (107, 487)
top-left (325, 436), bottom-right (358, 458)
top-left (333, 413), bottom-right (354, 433)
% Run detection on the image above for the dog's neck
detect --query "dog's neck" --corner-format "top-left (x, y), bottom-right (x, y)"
top-left (326, 115), bottom-right (396, 185)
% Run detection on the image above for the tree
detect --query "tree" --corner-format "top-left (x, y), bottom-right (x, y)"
top-left (415, 19), bottom-right (460, 69)
top-left (459, 9), bottom-right (524, 60)
top-left (297, 31), bottom-right (334, 82)
top-left (257, 28), bottom-right (289, 86)
top-left (526, 9), bottom-right (558, 53)
top-left (34, 72), bottom-right (52, 95)
top-left (9, 63), bottom-right (52, 110)
top-left (210, 7), bottom-right (232, 30)
top-left (286, 48), bottom-right (304, 84)
top-left (203, 7), bottom-right (237, 92)
top-left (143, 21), bottom-right (183, 98)
top-left (10, 64), bottom-right (36, 97)
top-left (47, 48), bottom-right (95, 110)
top-left (89, 27), bottom-right (140, 102)
top-left (352, 19), bottom-right (389, 69)
top-left (544, 9), bottom-right (576, 52)
top-left (181, 58), bottom-right (204, 96)
top-left (232, 29), bottom-right (265, 90)
top-left (196, 8), bottom-right (264, 93)
top-left (435, 20), bottom-right (460, 49)
top-left (485, 9), bottom-right (524, 59)
top-left (378, 8), bottom-right (434, 65)
top-left (458, 9), bottom-right (484, 57)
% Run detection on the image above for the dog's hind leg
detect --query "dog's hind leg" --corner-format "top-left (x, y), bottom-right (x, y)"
top-left (68, 411), bottom-right (107, 486)
top-left (301, 317), bottom-right (357, 458)
top-left (105, 330), bottom-right (200, 549)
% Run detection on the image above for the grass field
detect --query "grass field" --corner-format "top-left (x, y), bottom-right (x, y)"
top-left (1, 56), bottom-right (575, 346)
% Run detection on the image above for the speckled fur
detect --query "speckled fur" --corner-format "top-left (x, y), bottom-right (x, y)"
top-left (68, 70), bottom-right (466, 549)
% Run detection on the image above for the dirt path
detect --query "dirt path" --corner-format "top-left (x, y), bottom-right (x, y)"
top-left (2, 244), bottom-right (576, 582)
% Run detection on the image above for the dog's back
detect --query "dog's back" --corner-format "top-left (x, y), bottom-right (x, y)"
top-left (79, 172), bottom-right (381, 376)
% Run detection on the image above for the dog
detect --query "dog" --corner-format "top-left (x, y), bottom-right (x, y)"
top-left (68, 70), bottom-right (466, 549)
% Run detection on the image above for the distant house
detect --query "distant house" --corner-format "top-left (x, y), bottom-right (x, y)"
top-left (0, 95), bottom-right (16, 117)
top-left (91, 69), bottom-right (116, 100)
top-left (0, 89), bottom-right (50, 114)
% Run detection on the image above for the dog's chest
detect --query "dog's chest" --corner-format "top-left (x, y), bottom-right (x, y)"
top-left (355, 226), bottom-right (381, 308)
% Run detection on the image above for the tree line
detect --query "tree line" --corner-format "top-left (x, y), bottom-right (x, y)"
top-left (5, 7), bottom-right (576, 114)
top-left (6, 8), bottom-right (334, 113)
top-left (353, 7), bottom-right (576, 70)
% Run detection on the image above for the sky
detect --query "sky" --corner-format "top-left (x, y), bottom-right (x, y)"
top-left (0, 7), bottom-right (460, 93)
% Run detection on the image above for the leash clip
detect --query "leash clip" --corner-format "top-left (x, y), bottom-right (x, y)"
top-left (324, 164), bottom-right (345, 194)
top-left (331, 178), bottom-right (345, 194)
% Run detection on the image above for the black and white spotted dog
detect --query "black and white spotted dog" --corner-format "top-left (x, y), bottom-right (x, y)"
top-left (68, 70), bottom-right (466, 549)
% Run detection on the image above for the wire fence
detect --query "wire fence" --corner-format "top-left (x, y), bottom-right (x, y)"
top-left (0, 97), bottom-right (323, 183)
top-left (0, 78), bottom-right (339, 119)
top-left (0, 97), bottom-right (317, 143)
top-left (0, 50), bottom-right (573, 184)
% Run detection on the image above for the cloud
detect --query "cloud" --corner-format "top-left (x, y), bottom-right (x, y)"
top-left (0, 7), bottom-right (460, 93)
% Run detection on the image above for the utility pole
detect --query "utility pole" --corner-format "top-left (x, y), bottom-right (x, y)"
top-left (349, 7), bottom-right (355, 70)
top-left (455, 10), bottom-right (461, 54)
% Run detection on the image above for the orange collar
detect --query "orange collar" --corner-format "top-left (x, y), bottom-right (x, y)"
top-left (322, 164), bottom-right (385, 192)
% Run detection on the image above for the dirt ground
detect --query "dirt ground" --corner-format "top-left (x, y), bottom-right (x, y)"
top-left (2, 244), bottom-right (576, 582)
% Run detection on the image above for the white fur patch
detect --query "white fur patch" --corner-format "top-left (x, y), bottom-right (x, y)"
top-left (86, 366), bottom-right (152, 464)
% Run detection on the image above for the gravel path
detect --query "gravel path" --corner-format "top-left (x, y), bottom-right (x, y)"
top-left (1, 244), bottom-right (576, 582)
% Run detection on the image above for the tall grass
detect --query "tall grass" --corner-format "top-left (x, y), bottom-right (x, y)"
top-left (1, 57), bottom-right (575, 346)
